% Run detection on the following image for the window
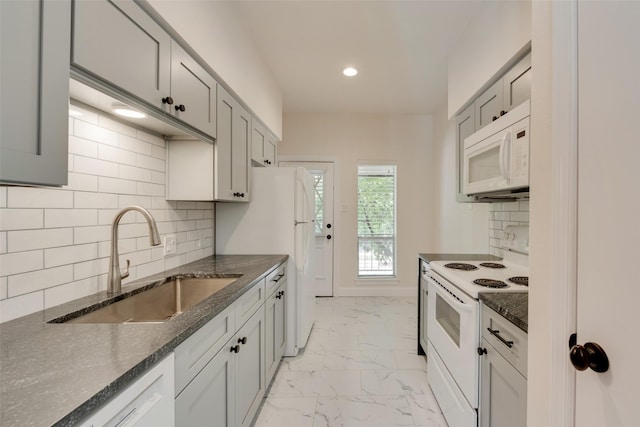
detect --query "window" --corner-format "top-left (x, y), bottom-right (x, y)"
top-left (357, 164), bottom-right (396, 276)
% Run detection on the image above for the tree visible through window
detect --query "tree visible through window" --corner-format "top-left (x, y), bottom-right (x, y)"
top-left (357, 164), bottom-right (396, 276)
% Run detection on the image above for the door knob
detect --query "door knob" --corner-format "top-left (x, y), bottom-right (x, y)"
top-left (326, 224), bottom-right (332, 229)
top-left (326, 235), bottom-right (332, 240)
top-left (570, 342), bottom-right (609, 373)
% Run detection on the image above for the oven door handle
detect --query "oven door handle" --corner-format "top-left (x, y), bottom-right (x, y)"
top-left (427, 276), bottom-right (474, 313)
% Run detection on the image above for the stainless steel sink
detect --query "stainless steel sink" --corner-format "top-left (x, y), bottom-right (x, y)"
top-left (63, 277), bottom-right (238, 324)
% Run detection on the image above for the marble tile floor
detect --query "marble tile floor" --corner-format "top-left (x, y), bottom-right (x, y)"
top-left (253, 296), bottom-right (447, 427)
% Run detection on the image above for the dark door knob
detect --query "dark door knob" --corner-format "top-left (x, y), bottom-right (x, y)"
top-left (326, 224), bottom-right (332, 229)
top-left (570, 342), bottom-right (609, 373)
top-left (326, 235), bottom-right (332, 240)
top-left (175, 104), bottom-right (186, 112)
top-left (162, 96), bottom-right (174, 105)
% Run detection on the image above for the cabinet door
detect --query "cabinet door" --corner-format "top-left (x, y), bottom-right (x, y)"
top-left (503, 52), bottom-right (531, 113)
top-left (419, 277), bottom-right (428, 351)
top-left (251, 123), bottom-right (266, 166)
top-left (215, 86), bottom-right (250, 201)
top-left (479, 338), bottom-right (527, 427)
top-left (0, 0), bottom-right (70, 186)
top-left (455, 103), bottom-right (477, 202)
top-left (264, 134), bottom-right (277, 167)
top-left (265, 282), bottom-right (287, 384)
top-left (72, 0), bottom-right (170, 108)
top-left (475, 79), bottom-right (504, 130)
top-left (274, 282), bottom-right (287, 364)
top-left (235, 306), bottom-right (266, 427)
top-left (170, 41), bottom-right (217, 137)
top-left (175, 346), bottom-right (235, 427)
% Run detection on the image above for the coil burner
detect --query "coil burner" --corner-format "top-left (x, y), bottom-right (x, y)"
top-left (508, 276), bottom-right (529, 286)
top-left (473, 278), bottom-right (508, 288)
top-left (444, 263), bottom-right (478, 271)
top-left (479, 262), bottom-right (506, 269)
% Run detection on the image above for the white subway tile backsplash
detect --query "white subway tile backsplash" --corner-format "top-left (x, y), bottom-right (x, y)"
top-left (74, 120), bottom-right (119, 146)
top-left (7, 187), bottom-right (73, 209)
top-left (0, 110), bottom-right (213, 322)
top-left (0, 291), bottom-right (44, 323)
top-left (74, 225), bottom-right (110, 245)
top-left (0, 250), bottom-right (43, 276)
top-left (99, 144), bottom-right (137, 166)
top-left (74, 192), bottom-right (118, 209)
top-left (74, 156), bottom-right (119, 178)
top-left (45, 243), bottom-right (98, 268)
top-left (8, 265), bottom-right (73, 297)
top-left (136, 130), bottom-right (165, 147)
top-left (65, 173), bottom-right (98, 192)
top-left (8, 228), bottom-right (73, 252)
top-left (119, 134), bottom-right (153, 156)
top-left (44, 276), bottom-right (99, 309)
top-left (99, 177), bottom-right (137, 195)
top-left (68, 135), bottom-right (98, 158)
top-left (488, 199), bottom-right (529, 253)
top-left (0, 209), bottom-right (44, 231)
top-left (45, 209), bottom-right (97, 228)
top-left (510, 211), bottom-right (529, 222)
top-left (136, 154), bottom-right (164, 172)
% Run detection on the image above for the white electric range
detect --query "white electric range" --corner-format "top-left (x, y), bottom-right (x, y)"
top-left (425, 225), bottom-right (529, 427)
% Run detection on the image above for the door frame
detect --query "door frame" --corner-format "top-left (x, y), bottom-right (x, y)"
top-left (532, 0), bottom-right (578, 425)
top-left (278, 155), bottom-right (339, 297)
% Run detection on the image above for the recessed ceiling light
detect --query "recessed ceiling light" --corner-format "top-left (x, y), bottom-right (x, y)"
top-left (343, 67), bottom-right (358, 77)
top-left (112, 103), bottom-right (146, 119)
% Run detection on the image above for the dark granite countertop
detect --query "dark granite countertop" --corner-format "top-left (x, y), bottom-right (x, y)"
top-left (0, 254), bottom-right (287, 427)
top-left (479, 293), bottom-right (528, 333)
top-left (418, 253), bottom-right (502, 263)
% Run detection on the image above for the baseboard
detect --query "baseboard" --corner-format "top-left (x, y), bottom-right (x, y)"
top-left (336, 286), bottom-right (416, 297)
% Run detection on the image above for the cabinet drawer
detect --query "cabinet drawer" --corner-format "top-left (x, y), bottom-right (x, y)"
top-left (235, 280), bottom-right (265, 328)
top-left (482, 306), bottom-right (528, 377)
top-left (175, 303), bottom-right (236, 395)
top-left (265, 264), bottom-right (286, 297)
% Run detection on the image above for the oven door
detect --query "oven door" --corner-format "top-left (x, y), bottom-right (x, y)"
top-left (426, 271), bottom-right (480, 407)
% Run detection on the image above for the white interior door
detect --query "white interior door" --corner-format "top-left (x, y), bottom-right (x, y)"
top-left (574, 2), bottom-right (640, 424)
top-left (280, 161), bottom-right (334, 297)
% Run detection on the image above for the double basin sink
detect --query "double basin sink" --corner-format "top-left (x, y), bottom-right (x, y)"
top-left (51, 276), bottom-right (240, 324)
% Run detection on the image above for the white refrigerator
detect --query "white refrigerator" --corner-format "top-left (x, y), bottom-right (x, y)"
top-left (216, 167), bottom-right (316, 356)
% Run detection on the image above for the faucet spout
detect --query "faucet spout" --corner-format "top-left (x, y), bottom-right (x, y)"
top-left (107, 206), bottom-right (161, 295)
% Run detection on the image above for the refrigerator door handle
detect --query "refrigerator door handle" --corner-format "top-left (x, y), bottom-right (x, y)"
top-left (294, 220), bottom-right (314, 226)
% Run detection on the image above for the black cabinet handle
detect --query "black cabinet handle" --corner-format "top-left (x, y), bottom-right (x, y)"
top-left (238, 337), bottom-right (247, 345)
top-left (487, 327), bottom-right (514, 348)
top-left (477, 347), bottom-right (487, 355)
top-left (276, 293), bottom-right (282, 299)
top-left (500, 110), bottom-right (507, 116)
top-left (264, 159), bottom-right (269, 164)
top-left (492, 116), bottom-right (498, 121)
top-left (175, 104), bottom-right (186, 112)
top-left (162, 96), bottom-right (174, 105)
top-left (230, 345), bottom-right (240, 353)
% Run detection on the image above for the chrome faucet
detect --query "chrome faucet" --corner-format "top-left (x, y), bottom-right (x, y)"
top-left (107, 206), bottom-right (161, 295)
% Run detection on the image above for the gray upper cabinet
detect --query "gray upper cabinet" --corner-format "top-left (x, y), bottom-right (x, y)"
top-left (455, 104), bottom-right (476, 202)
top-left (251, 121), bottom-right (277, 167)
top-left (215, 85), bottom-right (251, 202)
top-left (72, 0), bottom-right (171, 108)
top-left (503, 52), bottom-right (531, 112)
top-left (474, 79), bottom-right (504, 130)
top-left (0, 0), bottom-right (70, 186)
top-left (169, 41), bottom-right (217, 137)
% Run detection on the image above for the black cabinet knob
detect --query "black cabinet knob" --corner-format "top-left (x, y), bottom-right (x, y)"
top-left (500, 110), bottom-right (507, 116)
top-left (570, 342), bottom-right (609, 373)
top-left (264, 159), bottom-right (269, 164)
top-left (477, 347), bottom-right (487, 355)
top-left (238, 337), bottom-right (247, 345)
top-left (276, 293), bottom-right (282, 299)
top-left (492, 116), bottom-right (498, 121)
top-left (230, 345), bottom-right (240, 353)
top-left (162, 96), bottom-right (174, 105)
top-left (175, 104), bottom-right (186, 112)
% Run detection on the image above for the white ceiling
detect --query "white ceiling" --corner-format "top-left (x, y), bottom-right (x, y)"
top-left (234, 0), bottom-right (490, 115)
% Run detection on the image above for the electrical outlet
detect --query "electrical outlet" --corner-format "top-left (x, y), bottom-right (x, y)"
top-left (163, 235), bottom-right (177, 256)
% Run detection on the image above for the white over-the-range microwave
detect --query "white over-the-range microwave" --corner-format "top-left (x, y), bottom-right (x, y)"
top-left (463, 100), bottom-right (530, 198)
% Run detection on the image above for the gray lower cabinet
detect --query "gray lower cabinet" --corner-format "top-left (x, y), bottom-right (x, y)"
top-left (479, 305), bottom-right (528, 427)
top-left (265, 280), bottom-right (287, 383)
top-left (0, 0), bottom-right (70, 186)
top-left (419, 270), bottom-right (428, 352)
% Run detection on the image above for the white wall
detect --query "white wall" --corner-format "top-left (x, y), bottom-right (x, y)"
top-left (147, 0), bottom-right (283, 139)
top-left (448, 0), bottom-right (531, 117)
top-left (280, 113), bottom-right (433, 295)
top-left (431, 107), bottom-right (489, 253)
top-left (0, 104), bottom-right (214, 323)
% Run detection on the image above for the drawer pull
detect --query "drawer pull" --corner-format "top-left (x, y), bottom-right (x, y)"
top-left (272, 273), bottom-right (284, 283)
top-left (487, 327), bottom-right (514, 348)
